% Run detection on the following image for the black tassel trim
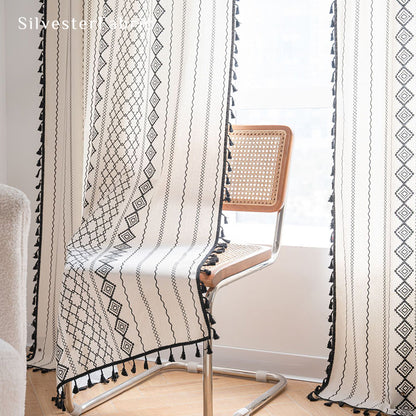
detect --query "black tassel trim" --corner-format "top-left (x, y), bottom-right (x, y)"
top-left (100, 369), bottom-right (109, 384)
top-left (195, 344), bottom-right (201, 358)
top-left (131, 360), bottom-right (137, 374)
top-left (87, 374), bottom-right (93, 388)
top-left (144, 356), bottom-right (149, 370)
top-left (155, 353), bottom-right (162, 365)
top-left (181, 346), bottom-right (186, 360)
top-left (308, 0), bottom-right (338, 407)
top-left (121, 363), bottom-right (128, 376)
top-left (169, 348), bottom-right (175, 362)
top-left (72, 380), bottom-right (79, 394)
top-left (28, 0), bottom-right (47, 363)
top-left (111, 366), bottom-right (118, 382)
top-left (307, 392), bottom-right (320, 402)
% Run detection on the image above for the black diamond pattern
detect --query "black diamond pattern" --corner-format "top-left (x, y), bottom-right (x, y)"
top-left (395, 4), bottom-right (415, 412)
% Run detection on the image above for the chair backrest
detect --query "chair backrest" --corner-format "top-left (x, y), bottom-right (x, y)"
top-left (223, 125), bottom-right (292, 213)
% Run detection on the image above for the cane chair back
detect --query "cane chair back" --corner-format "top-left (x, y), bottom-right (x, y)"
top-left (224, 125), bottom-right (292, 213)
top-left (200, 125), bottom-right (292, 288)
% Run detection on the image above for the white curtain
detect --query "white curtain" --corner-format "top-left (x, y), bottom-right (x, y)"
top-left (313, 1), bottom-right (416, 415)
top-left (28, 0), bottom-right (237, 399)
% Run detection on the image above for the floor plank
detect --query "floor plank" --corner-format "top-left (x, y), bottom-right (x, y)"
top-left (24, 365), bottom-right (378, 416)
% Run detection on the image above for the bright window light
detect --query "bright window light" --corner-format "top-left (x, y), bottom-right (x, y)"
top-left (227, 0), bottom-right (333, 248)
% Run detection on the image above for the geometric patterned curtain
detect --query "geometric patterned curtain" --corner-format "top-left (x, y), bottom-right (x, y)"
top-left (27, 0), bottom-right (237, 402)
top-left (310, 1), bottom-right (416, 415)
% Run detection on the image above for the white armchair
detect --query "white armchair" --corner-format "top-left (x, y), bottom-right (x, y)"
top-left (0, 184), bottom-right (30, 416)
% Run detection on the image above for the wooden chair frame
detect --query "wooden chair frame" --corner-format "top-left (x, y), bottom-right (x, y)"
top-left (64, 125), bottom-right (293, 416)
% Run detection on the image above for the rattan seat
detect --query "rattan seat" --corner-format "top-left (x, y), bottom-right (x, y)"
top-left (200, 243), bottom-right (272, 288)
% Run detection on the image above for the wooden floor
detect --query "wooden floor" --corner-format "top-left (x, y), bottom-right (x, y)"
top-left (26, 364), bottom-right (375, 416)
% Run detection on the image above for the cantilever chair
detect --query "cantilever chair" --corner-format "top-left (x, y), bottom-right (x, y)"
top-left (64, 125), bottom-right (293, 416)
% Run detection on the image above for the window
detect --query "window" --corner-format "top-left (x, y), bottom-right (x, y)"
top-left (226, 0), bottom-right (333, 248)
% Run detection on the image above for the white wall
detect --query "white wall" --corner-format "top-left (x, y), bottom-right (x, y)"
top-left (2, 2), bottom-right (332, 382)
top-left (0, 0), bottom-right (7, 183)
top-left (212, 246), bottom-right (330, 381)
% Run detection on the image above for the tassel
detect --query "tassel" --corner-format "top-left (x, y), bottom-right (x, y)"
top-left (111, 366), bottom-right (117, 382)
top-left (87, 374), bottom-right (93, 388)
top-left (307, 392), bottom-right (319, 402)
top-left (195, 344), bottom-right (201, 358)
top-left (156, 353), bottom-right (162, 365)
top-left (363, 411), bottom-right (370, 416)
top-left (353, 409), bottom-right (360, 414)
top-left (100, 370), bottom-right (108, 384)
top-left (207, 312), bottom-right (216, 325)
top-left (212, 328), bottom-right (220, 340)
top-left (324, 402), bottom-right (333, 407)
top-left (181, 346), bottom-right (186, 360)
top-left (207, 343), bottom-right (213, 355)
top-left (144, 356), bottom-right (149, 370)
top-left (72, 380), bottom-right (79, 394)
top-left (121, 363), bottom-right (128, 376)
top-left (169, 348), bottom-right (175, 362)
top-left (235, 32), bottom-right (240, 41)
top-left (131, 360), bottom-right (137, 374)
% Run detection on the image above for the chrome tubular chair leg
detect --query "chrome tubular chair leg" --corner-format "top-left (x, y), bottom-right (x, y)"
top-left (203, 340), bottom-right (214, 416)
top-left (64, 361), bottom-right (286, 416)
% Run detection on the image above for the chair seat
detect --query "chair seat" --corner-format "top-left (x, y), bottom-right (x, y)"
top-left (200, 244), bottom-right (272, 288)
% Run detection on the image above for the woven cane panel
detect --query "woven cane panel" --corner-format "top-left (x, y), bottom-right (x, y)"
top-left (210, 243), bottom-right (267, 267)
top-left (200, 243), bottom-right (272, 288)
top-left (227, 129), bottom-right (287, 211)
